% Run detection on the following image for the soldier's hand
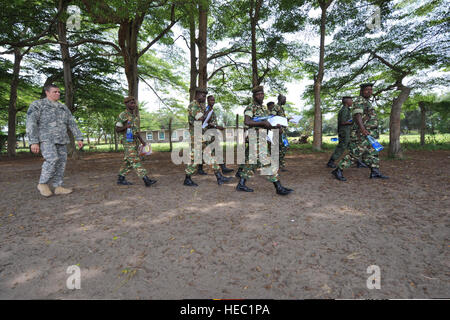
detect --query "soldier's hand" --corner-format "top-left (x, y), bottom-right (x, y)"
top-left (31, 143), bottom-right (40, 154)
top-left (361, 128), bottom-right (370, 136)
top-left (263, 121), bottom-right (272, 129)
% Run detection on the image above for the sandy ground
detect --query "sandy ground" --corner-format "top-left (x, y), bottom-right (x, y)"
top-left (0, 149), bottom-right (449, 299)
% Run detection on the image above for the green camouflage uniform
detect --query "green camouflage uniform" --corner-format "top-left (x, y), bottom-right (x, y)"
top-left (240, 103), bottom-right (279, 182)
top-left (117, 110), bottom-right (148, 178)
top-left (330, 105), bottom-right (351, 161)
top-left (203, 105), bottom-right (220, 161)
top-left (270, 103), bottom-right (288, 169)
top-left (337, 96), bottom-right (380, 170)
top-left (185, 100), bottom-right (219, 175)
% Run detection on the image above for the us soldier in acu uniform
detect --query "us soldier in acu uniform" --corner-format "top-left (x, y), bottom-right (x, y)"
top-left (26, 84), bottom-right (84, 197)
top-left (332, 83), bottom-right (389, 181)
top-left (235, 86), bottom-right (293, 195)
top-left (183, 88), bottom-right (232, 187)
top-left (269, 94), bottom-right (289, 172)
top-left (115, 96), bottom-right (157, 187)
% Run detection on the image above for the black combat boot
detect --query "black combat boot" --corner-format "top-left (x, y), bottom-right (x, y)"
top-left (370, 168), bottom-right (389, 179)
top-left (273, 181), bottom-right (292, 195)
top-left (236, 178), bottom-right (253, 192)
top-left (331, 168), bottom-right (347, 181)
top-left (235, 167), bottom-right (243, 178)
top-left (143, 175), bottom-right (157, 187)
top-left (214, 171), bottom-right (232, 185)
top-left (183, 175), bottom-right (198, 186)
top-left (356, 159), bottom-right (368, 168)
top-left (197, 164), bottom-right (207, 175)
top-left (117, 175), bottom-right (133, 185)
top-left (220, 163), bottom-right (234, 174)
top-left (327, 158), bottom-right (336, 168)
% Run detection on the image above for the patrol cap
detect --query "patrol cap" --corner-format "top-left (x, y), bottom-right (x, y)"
top-left (124, 96), bottom-right (136, 104)
top-left (252, 85), bottom-right (264, 94)
top-left (195, 87), bottom-right (208, 94)
top-left (360, 83), bottom-right (374, 89)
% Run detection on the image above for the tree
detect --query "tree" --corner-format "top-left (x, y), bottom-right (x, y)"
top-left (323, 0), bottom-right (449, 157)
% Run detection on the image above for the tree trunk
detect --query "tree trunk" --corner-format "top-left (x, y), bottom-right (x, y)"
top-left (419, 101), bottom-right (426, 146)
top-left (114, 128), bottom-right (118, 151)
top-left (312, 3), bottom-right (329, 152)
top-left (389, 83), bottom-right (411, 158)
top-left (197, 2), bottom-right (208, 89)
top-left (57, 1), bottom-right (79, 159)
top-left (189, 10), bottom-right (197, 102)
top-left (250, 0), bottom-right (262, 87)
top-left (7, 47), bottom-right (24, 157)
top-left (169, 117), bottom-right (173, 152)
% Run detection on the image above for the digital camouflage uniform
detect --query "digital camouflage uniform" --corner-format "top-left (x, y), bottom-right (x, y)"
top-left (270, 103), bottom-right (288, 169)
top-left (240, 103), bottom-right (279, 182)
top-left (203, 105), bottom-right (220, 161)
top-left (26, 98), bottom-right (83, 187)
top-left (117, 110), bottom-right (148, 178)
top-left (185, 100), bottom-right (220, 175)
top-left (330, 104), bottom-right (351, 161)
top-left (337, 96), bottom-right (380, 170)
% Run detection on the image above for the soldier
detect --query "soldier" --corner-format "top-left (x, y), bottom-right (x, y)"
top-left (26, 84), bottom-right (84, 197)
top-left (270, 94), bottom-right (289, 172)
top-left (236, 85), bottom-right (293, 195)
top-left (115, 96), bottom-right (157, 187)
top-left (326, 96), bottom-right (353, 168)
top-left (332, 83), bottom-right (389, 181)
top-left (201, 95), bottom-right (234, 175)
top-left (183, 88), bottom-right (232, 187)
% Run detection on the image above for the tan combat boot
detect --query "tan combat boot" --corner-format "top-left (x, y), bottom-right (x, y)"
top-left (54, 186), bottom-right (73, 195)
top-left (37, 184), bottom-right (53, 197)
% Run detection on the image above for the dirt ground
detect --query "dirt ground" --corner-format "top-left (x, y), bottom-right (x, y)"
top-left (0, 149), bottom-right (449, 299)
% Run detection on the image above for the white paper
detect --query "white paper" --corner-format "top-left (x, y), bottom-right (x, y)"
top-left (267, 116), bottom-right (288, 127)
top-left (202, 110), bottom-right (213, 129)
top-left (289, 115), bottom-right (302, 124)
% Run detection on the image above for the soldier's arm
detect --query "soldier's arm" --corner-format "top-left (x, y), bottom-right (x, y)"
top-left (26, 102), bottom-right (41, 146)
top-left (340, 108), bottom-right (352, 126)
top-left (354, 113), bottom-right (369, 136)
top-left (115, 113), bottom-right (130, 133)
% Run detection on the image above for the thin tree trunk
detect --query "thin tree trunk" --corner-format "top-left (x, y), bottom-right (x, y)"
top-left (197, 2), bottom-right (208, 89)
top-left (389, 83), bottom-right (411, 158)
top-left (312, 2), bottom-right (330, 152)
top-left (189, 10), bottom-right (197, 102)
top-left (169, 117), bottom-right (173, 152)
top-left (57, 0), bottom-right (79, 159)
top-left (419, 101), bottom-right (426, 146)
top-left (250, 0), bottom-right (262, 87)
top-left (7, 47), bottom-right (24, 157)
top-left (114, 128), bottom-right (118, 151)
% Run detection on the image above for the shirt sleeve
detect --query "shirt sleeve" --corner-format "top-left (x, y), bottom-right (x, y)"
top-left (26, 101), bottom-right (41, 145)
top-left (244, 105), bottom-right (253, 118)
top-left (352, 97), bottom-right (364, 116)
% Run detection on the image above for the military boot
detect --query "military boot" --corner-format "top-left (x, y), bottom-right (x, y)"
top-left (197, 164), bottom-right (207, 175)
top-left (273, 181), bottom-right (292, 195)
top-left (331, 168), bottom-right (347, 181)
top-left (327, 158), bottom-right (336, 168)
top-left (236, 178), bottom-right (253, 192)
top-left (357, 160), bottom-right (368, 168)
top-left (220, 163), bottom-right (234, 174)
top-left (370, 168), bottom-right (389, 179)
top-left (143, 175), bottom-right (157, 187)
top-left (235, 167), bottom-right (243, 178)
top-left (37, 184), bottom-right (53, 197)
top-left (184, 175), bottom-right (198, 186)
top-left (215, 171), bottom-right (232, 185)
top-left (117, 175), bottom-right (133, 185)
